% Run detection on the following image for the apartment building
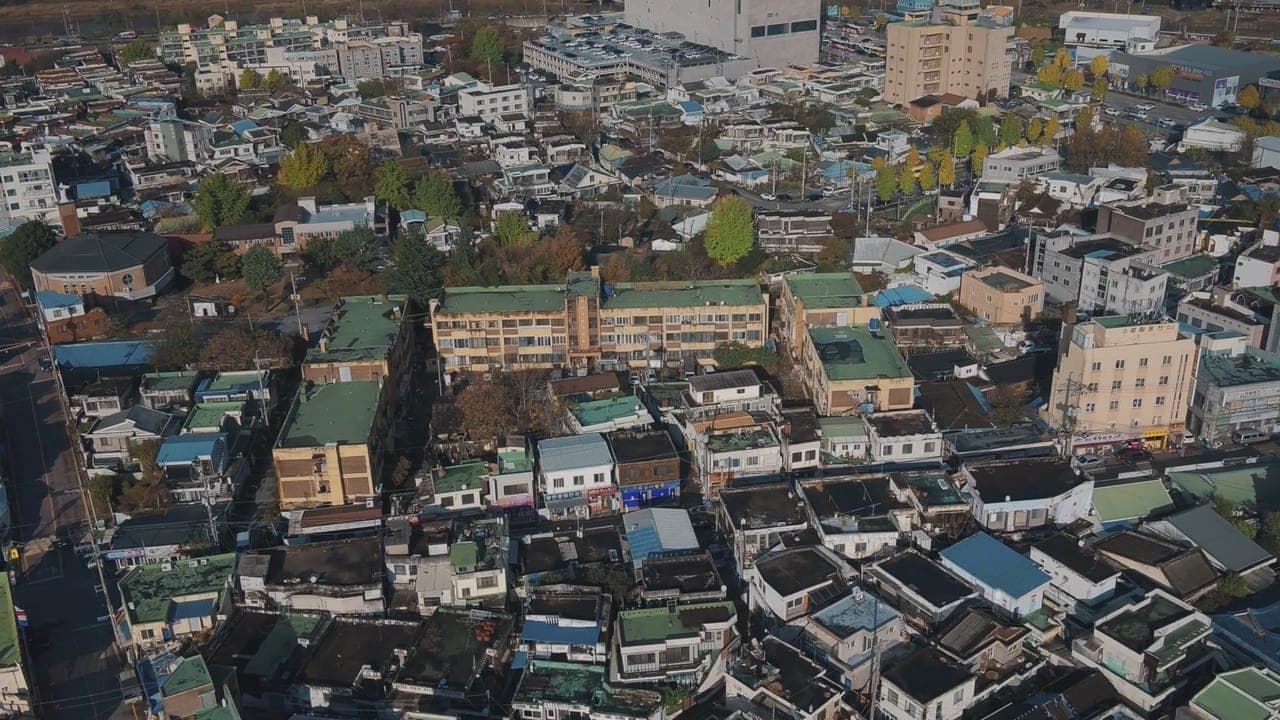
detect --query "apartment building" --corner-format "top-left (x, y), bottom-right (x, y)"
top-left (1047, 315), bottom-right (1196, 451)
top-left (429, 271), bottom-right (768, 374)
top-left (337, 35), bottom-right (423, 81)
top-left (981, 146), bottom-right (1062, 184)
top-left (755, 210), bottom-right (831, 255)
top-left (798, 326), bottom-right (915, 415)
top-left (1188, 331), bottom-right (1280, 441)
top-left (624, 0), bottom-right (819, 68)
top-left (1096, 201), bottom-right (1199, 263)
top-left (779, 272), bottom-right (879, 353)
top-left (1031, 233), bottom-right (1165, 315)
top-left (273, 381), bottom-right (387, 509)
top-left (958, 267), bottom-right (1043, 325)
top-left (0, 148), bottom-right (60, 227)
top-left (459, 83), bottom-right (529, 121)
top-left (884, 11), bottom-right (1013, 105)
top-left (144, 119), bottom-right (215, 164)
top-left (613, 602), bottom-right (738, 685)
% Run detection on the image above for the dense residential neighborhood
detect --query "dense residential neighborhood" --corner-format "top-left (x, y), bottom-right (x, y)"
top-left (4, 0), bottom-right (1280, 718)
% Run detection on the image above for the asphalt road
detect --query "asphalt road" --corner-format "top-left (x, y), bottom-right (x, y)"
top-left (0, 280), bottom-right (125, 720)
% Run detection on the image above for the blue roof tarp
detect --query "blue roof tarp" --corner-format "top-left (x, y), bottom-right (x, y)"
top-left (169, 597), bottom-right (217, 622)
top-left (875, 286), bottom-right (933, 308)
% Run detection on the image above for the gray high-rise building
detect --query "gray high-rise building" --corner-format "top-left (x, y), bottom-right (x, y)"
top-left (624, 0), bottom-right (820, 69)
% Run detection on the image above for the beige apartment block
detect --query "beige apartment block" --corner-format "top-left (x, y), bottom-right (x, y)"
top-left (958, 267), bottom-right (1044, 325)
top-left (779, 272), bottom-right (880, 353)
top-left (1048, 315), bottom-right (1196, 452)
top-left (430, 270), bottom-right (768, 374)
top-left (885, 16), bottom-right (1013, 105)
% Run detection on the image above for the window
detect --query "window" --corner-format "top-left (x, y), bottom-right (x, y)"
top-left (573, 475), bottom-right (584, 486)
top-left (923, 441), bottom-right (935, 453)
top-left (552, 478), bottom-right (565, 489)
top-left (440, 495), bottom-right (455, 507)
top-left (791, 19), bottom-right (817, 32)
top-left (1155, 396), bottom-right (1165, 406)
top-left (882, 445), bottom-right (893, 456)
top-left (1091, 361), bottom-right (1102, 371)
top-left (1115, 359), bottom-right (1125, 369)
top-left (1162, 355), bottom-right (1172, 365)
top-left (1111, 380), bottom-right (1122, 390)
top-left (593, 472), bottom-right (604, 483)
top-left (1139, 357), bottom-right (1149, 367)
top-left (901, 443), bottom-right (914, 454)
top-left (1109, 400), bottom-right (1120, 410)
top-left (1132, 398), bottom-right (1142, 408)
top-left (1135, 378), bottom-right (1145, 388)
top-left (767, 22), bottom-right (788, 35)
top-left (461, 493), bottom-right (475, 505)
top-left (751, 25), bottom-right (766, 37)
top-left (1159, 375), bottom-right (1169, 386)
top-left (1085, 402), bottom-right (1095, 412)
top-left (886, 688), bottom-right (900, 706)
top-left (476, 575), bottom-right (498, 589)
top-left (747, 456), bottom-right (760, 466)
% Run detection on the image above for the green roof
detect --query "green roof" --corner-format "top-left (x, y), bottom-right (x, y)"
top-left (1092, 479), bottom-right (1174, 524)
top-left (437, 285), bottom-right (565, 314)
top-left (817, 416), bottom-right (868, 438)
top-left (785, 272), bottom-right (867, 309)
top-left (963, 325), bottom-right (1002, 353)
top-left (244, 614), bottom-right (322, 677)
top-left (450, 541), bottom-right (478, 572)
top-left (278, 382), bottom-right (380, 448)
top-left (1193, 668), bottom-right (1280, 720)
top-left (606, 279), bottom-right (764, 310)
top-left (1169, 464), bottom-right (1280, 510)
top-left (305, 295), bottom-right (408, 365)
top-left (808, 325), bottom-right (912, 381)
top-left (202, 371), bottom-right (264, 392)
top-left (1161, 254), bottom-right (1218, 280)
top-left (617, 601), bottom-right (736, 645)
top-left (497, 447), bottom-right (532, 473)
top-left (1094, 315), bottom-right (1136, 328)
top-left (142, 371), bottom-right (200, 393)
top-left (515, 660), bottom-right (661, 716)
top-left (571, 396), bottom-right (649, 427)
top-left (183, 401), bottom-right (244, 432)
top-left (434, 461), bottom-right (488, 495)
top-left (119, 553), bottom-right (235, 627)
top-left (162, 655), bottom-right (213, 697)
top-left (1241, 286), bottom-right (1280, 305)
top-left (0, 579), bottom-right (19, 667)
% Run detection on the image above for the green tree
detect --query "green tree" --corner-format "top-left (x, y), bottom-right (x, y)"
top-left (241, 246), bottom-right (282, 293)
top-left (938, 153), bottom-right (956, 187)
top-left (413, 169), bottom-right (462, 220)
top-left (1089, 54), bottom-right (1109, 78)
top-left (238, 67), bottom-right (263, 90)
top-left (1092, 76), bottom-right (1108, 102)
top-left (1042, 116), bottom-right (1060, 142)
top-left (357, 77), bottom-right (389, 98)
top-left (973, 115), bottom-right (997, 147)
top-left (331, 227), bottom-right (383, 272)
top-left (0, 221), bottom-right (56, 290)
top-left (277, 142), bottom-right (327, 190)
top-left (1026, 117), bottom-right (1043, 144)
top-left (280, 122), bottom-right (308, 149)
top-left (193, 172), bottom-right (250, 231)
top-left (999, 114), bottom-right (1024, 148)
top-left (897, 164), bottom-right (916, 195)
top-left (875, 166), bottom-right (896, 201)
top-left (471, 26), bottom-right (503, 80)
top-left (1239, 84), bottom-right (1262, 111)
top-left (493, 211), bottom-right (536, 247)
top-left (1150, 66), bottom-right (1172, 96)
top-left (918, 162), bottom-right (937, 191)
top-left (375, 162), bottom-right (412, 211)
top-left (262, 69), bottom-right (288, 92)
top-left (181, 239), bottom-right (240, 283)
top-left (971, 143), bottom-right (989, 177)
top-left (1074, 107), bottom-right (1094, 133)
top-left (117, 39), bottom-right (155, 64)
top-left (954, 120), bottom-right (974, 157)
top-left (1062, 68), bottom-right (1085, 92)
top-left (387, 229), bottom-right (447, 304)
top-left (704, 196), bottom-right (755, 267)
top-left (1031, 45), bottom-right (1046, 66)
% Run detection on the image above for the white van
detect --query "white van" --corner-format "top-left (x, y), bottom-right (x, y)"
top-left (1233, 428), bottom-right (1269, 445)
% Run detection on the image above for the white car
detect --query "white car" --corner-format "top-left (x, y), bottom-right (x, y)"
top-left (1074, 453), bottom-right (1104, 470)
top-left (1103, 107), bottom-right (1121, 117)
top-left (1135, 103), bottom-right (1155, 111)
top-left (1189, 102), bottom-right (1208, 112)
top-left (1156, 117), bottom-right (1176, 128)
top-left (760, 192), bottom-right (776, 201)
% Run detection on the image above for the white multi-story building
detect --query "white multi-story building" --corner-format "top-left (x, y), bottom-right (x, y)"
top-left (0, 148), bottom-right (60, 228)
top-left (624, 0), bottom-right (818, 68)
top-left (458, 83), bottom-right (529, 122)
top-left (144, 119), bottom-right (215, 164)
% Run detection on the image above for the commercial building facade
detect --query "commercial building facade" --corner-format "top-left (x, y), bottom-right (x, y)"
top-left (884, 14), bottom-right (1013, 105)
top-left (1047, 315), bottom-right (1196, 451)
top-left (624, 0), bottom-right (819, 69)
top-left (1109, 44), bottom-right (1280, 107)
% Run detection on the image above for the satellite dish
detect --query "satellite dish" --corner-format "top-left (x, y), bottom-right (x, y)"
top-left (226, 305), bottom-right (236, 314)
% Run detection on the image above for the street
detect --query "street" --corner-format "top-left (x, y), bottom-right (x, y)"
top-left (0, 280), bottom-right (124, 720)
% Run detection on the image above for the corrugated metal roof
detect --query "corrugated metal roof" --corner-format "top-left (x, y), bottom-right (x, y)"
top-left (623, 508), bottom-right (697, 564)
top-left (940, 532), bottom-right (1049, 598)
top-left (537, 433), bottom-right (613, 473)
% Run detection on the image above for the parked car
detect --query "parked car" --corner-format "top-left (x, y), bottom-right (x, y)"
top-left (1135, 103), bottom-right (1155, 111)
top-left (1115, 447), bottom-right (1152, 463)
top-left (760, 192), bottom-right (776, 201)
top-left (1104, 107), bottom-right (1121, 117)
top-left (628, 371), bottom-right (641, 386)
top-left (37, 354), bottom-right (53, 371)
top-left (1233, 428), bottom-right (1270, 445)
top-left (1073, 453), bottom-right (1104, 470)
top-left (1188, 102), bottom-right (1208, 112)
top-left (776, 193), bottom-right (794, 202)
top-left (1156, 117), bottom-right (1176, 128)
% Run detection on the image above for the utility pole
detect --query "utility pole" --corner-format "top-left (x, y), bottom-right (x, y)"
top-left (289, 269), bottom-right (306, 339)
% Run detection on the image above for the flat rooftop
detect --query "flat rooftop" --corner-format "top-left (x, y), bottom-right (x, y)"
top-left (604, 279), bottom-right (763, 310)
top-left (757, 546), bottom-right (841, 596)
top-left (809, 325), bottom-right (912, 381)
top-left (305, 295), bottom-right (407, 365)
top-left (1097, 594), bottom-right (1195, 652)
top-left (719, 483), bottom-right (810, 530)
top-left (706, 427), bottom-right (778, 453)
top-left (514, 660), bottom-right (661, 716)
top-left (278, 381), bottom-right (380, 448)
top-left (866, 410), bottom-right (935, 437)
top-left (1061, 237), bottom-right (1144, 261)
top-left (618, 601), bottom-right (736, 645)
top-left (967, 460), bottom-right (1081, 502)
top-left (876, 551), bottom-right (974, 608)
top-left (979, 270), bottom-right (1034, 292)
top-left (786, 272), bottom-right (866, 309)
top-left (120, 553), bottom-right (236, 626)
top-left (1198, 348), bottom-right (1280, 388)
top-left (257, 536), bottom-right (382, 586)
